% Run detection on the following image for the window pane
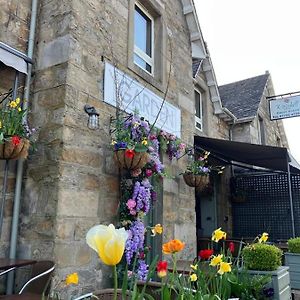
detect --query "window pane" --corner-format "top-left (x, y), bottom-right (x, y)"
top-left (135, 6), bottom-right (152, 57)
top-left (134, 54), bottom-right (152, 73)
top-left (195, 90), bottom-right (201, 118)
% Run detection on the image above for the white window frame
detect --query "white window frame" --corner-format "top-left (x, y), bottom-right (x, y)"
top-left (134, 2), bottom-right (154, 75)
top-left (195, 88), bottom-right (203, 131)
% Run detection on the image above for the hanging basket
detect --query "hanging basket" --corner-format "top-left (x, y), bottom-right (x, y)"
top-left (0, 138), bottom-right (30, 160)
top-left (94, 289), bottom-right (130, 300)
top-left (183, 173), bottom-right (209, 190)
top-left (113, 149), bottom-right (149, 171)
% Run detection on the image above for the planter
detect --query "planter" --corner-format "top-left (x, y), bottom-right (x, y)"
top-left (183, 173), bottom-right (209, 190)
top-left (0, 138), bottom-right (30, 160)
top-left (94, 289), bottom-right (130, 299)
top-left (285, 252), bottom-right (300, 289)
top-left (113, 149), bottom-right (149, 170)
top-left (245, 266), bottom-right (291, 300)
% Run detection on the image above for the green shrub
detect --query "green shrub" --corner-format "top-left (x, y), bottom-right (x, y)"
top-left (242, 243), bottom-right (282, 271)
top-left (287, 237), bottom-right (300, 253)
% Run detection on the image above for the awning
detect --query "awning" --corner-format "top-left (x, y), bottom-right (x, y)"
top-left (194, 136), bottom-right (300, 174)
top-left (0, 42), bottom-right (32, 74)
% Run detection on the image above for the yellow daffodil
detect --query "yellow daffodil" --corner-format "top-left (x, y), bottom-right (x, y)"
top-left (151, 224), bottom-right (163, 236)
top-left (0, 121), bottom-right (2, 129)
top-left (141, 138), bottom-right (148, 146)
top-left (18, 107), bottom-right (22, 112)
top-left (258, 232), bottom-right (269, 243)
top-left (210, 254), bottom-right (223, 267)
top-left (111, 140), bottom-right (117, 145)
top-left (9, 101), bottom-right (17, 108)
top-left (15, 98), bottom-right (20, 105)
top-left (203, 151), bottom-right (210, 159)
top-left (218, 262), bottom-right (232, 275)
top-left (211, 228), bottom-right (227, 242)
top-left (86, 224), bottom-right (128, 266)
top-left (190, 273), bottom-right (197, 282)
top-left (190, 264), bottom-right (198, 271)
top-left (65, 272), bottom-right (79, 285)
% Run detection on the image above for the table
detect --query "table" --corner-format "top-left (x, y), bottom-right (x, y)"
top-left (0, 259), bottom-right (37, 271)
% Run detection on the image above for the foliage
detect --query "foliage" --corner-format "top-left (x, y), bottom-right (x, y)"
top-left (0, 98), bottom-right (35, 144)
top-left (242, 243), bottom-right (282, 271)
top-left (287, 237), bottom-right (300, 253)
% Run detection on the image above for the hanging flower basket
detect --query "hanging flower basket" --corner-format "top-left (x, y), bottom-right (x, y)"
top-left (113, 149), bottom-right (149, 170)
top-left (0, 138), bottom-right (30, 160)
top-left (183, 173), bottom-right (209, 189)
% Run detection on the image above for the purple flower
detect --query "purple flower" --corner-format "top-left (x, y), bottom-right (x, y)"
top-left (137, 259), bottom-right (149, 281)
top-left (115, 141), bottom-right (127, 150)
top-left (125, 220), bottom-right (145, 264)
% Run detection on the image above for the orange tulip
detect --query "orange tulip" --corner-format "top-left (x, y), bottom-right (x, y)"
top-left (162, 239), bottom-right (185, 254)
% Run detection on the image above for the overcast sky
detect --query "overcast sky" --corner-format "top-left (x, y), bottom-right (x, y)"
top-left (194, 0), bottom-right (300, 162)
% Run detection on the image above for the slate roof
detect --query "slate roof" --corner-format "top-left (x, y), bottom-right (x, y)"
top-left (192, 58), bottom-right (203, 78)
top-left (219, 73), bottom-right (269, 119)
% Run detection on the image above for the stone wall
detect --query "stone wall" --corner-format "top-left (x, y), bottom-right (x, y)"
top-left (14, 0), bottom-right (197, 296)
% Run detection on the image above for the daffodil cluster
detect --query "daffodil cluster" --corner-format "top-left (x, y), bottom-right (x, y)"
top-left (210, 254), bottom-right (232, 275)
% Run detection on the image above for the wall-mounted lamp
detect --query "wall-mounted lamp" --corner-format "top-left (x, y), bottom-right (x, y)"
top-left (84, 105), bottom-right (99, 130)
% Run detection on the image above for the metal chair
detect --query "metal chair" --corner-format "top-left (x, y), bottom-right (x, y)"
top-left (18, 260), bottom-right (55, 295)
top-left (73, 293), bottom-right (94, 300)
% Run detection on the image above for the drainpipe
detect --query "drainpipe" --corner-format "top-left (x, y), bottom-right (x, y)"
top-left (7, 0), bottom-right (39, 294)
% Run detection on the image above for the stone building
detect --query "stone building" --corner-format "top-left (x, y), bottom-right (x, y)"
top-left (0, 0), bottom-right (290, 296)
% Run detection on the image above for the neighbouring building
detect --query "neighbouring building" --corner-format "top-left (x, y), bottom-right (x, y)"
top-left (0, 0), bottom-right (290, 297)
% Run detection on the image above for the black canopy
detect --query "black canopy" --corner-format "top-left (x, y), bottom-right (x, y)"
top-left (194, 136), bottom-right (300, 174)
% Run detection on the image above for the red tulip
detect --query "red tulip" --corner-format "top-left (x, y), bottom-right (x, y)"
top-left (198, 249), bottom-right (214, 260)
top-left (156, 260), bottom-right (168, 278)
top-left (228, 242), bottom-right (235, 254)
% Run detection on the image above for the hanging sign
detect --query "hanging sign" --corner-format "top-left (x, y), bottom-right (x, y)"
top-left (104, 62), bottom-right (181, 137)
top-left (269, 95), bottom-right (300, 120)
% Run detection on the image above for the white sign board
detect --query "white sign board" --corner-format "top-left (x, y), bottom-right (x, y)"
top-left (104, 62), bottom-right (181, 137)
top-left (269, 95), bottom-right (300, 120)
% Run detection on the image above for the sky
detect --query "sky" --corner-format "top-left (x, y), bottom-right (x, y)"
top-left (194, 0), bottom-right (300, 162)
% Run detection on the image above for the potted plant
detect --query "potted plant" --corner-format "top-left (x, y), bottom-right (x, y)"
top-left (242, 236), bottom-right (291, 300)
top-left (0, 98), bottom-right (35, 160)
top-left (111, 114), bottom-right (150, 171)
top-left (285, 237), bottom-right (300, 289)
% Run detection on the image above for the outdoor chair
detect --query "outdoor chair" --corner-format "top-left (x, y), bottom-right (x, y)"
top-left (18, 260), bottom-right (55, 295)
top-left (73, 293), bottom-right (94, 300)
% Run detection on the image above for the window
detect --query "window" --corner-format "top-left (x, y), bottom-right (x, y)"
top-left (195, 89), bottom-right (203, 131)
top-left (134, 3), bottom-right (154, 74)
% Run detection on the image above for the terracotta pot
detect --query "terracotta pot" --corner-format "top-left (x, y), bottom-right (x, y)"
top-left (0, 138), bottom-right (30, 160)
top-left (94, 289), bottom-right (130, 300)
top-left (183, 173), bottom-right (209, 190)
top-left (113, 149), bottom-right (149, 170)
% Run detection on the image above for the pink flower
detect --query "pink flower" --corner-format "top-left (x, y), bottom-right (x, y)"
top-left (129, 210), bottom-right (137, 216)
top-left (145, 169), bottom-right (153, 177)
top-left (126, 199), bottom-right (136, 210)
top-left (179, 143), bottom-right (186, 150)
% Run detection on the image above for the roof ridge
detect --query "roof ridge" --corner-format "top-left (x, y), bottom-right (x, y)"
top-left (219, 73), bottom-right (269, 88)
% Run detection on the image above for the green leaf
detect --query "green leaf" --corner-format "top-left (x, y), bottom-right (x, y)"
top-left (122, 264), bottom-right (128, 300)
top-left (134, 144), bottom-right (148, 153)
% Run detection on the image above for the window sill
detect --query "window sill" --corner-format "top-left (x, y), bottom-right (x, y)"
top-left (128, 62), bottom-right (164, 93)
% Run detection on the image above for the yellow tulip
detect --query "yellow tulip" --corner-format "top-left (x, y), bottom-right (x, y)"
top-left (211, 227), bottom-right (226, 242)
top-left (218, 262), bottom-right (232, 275)
top-left (86, 224), bottom-right (128, 266)
top-left (258, 232), bottom-right (269, 243)
top-left (190, 264), bottom-right (198, 271)
top-left (210, 254), bottom-right (223, 267)
top-left (65, 272), bottom-right (79, 285)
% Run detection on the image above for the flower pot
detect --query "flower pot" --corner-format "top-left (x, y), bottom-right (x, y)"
top-left (244, 266), bottom-right (291, 300)
top-left (183, 173), bottom-right (209, 189)
top-left (0, 138), bottom-right (30, 160)
top-left (114, 149), bottom-right (149, 170)
top-left (285, 252), bottom-right (300, 289)
top-left (94, 289), bottom-right (130, 299)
